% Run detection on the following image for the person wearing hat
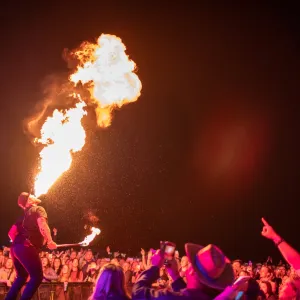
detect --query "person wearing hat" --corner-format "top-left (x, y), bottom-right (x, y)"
top-left (5, 192), bottom-right (57, 300)
top-left (132, 243), bottom-right (235, 299)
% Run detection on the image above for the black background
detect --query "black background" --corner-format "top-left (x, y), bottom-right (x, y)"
top-left (0, 1), bottom-right (299, 261)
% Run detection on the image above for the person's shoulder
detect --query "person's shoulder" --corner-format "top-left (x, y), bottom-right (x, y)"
top-left (35, 205), bottom-right (46, 211)
top-left (35, 206), bottom-right (48, 218)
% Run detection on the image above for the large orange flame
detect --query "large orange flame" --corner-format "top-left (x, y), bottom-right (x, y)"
top-left (34, 96), bottom-right (87, 197)
top-left (80, 227), bottom-right (101, 246)
top-left (33, 34), bottom-right (141, 197)
top-left (70, 34), bottom-right (142, 127)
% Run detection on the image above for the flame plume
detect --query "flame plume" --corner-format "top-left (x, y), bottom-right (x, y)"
top-left (70, 34), bottom-right (142, 127)
top-left (34, 96), bottom-right (87, 197)
top-left (33, 34), bottom-right (141, 197)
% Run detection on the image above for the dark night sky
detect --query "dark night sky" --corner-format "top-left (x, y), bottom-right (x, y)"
top-left (0, 1), bottom-right (299, 261)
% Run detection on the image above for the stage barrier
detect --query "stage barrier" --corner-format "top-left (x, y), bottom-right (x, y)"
top-left (0, 282), bottom-right (93, 300)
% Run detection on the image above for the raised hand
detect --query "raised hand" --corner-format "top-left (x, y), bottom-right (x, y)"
top-left (147, 249), bottom-right (154, 264)
top-left (141, 248), bottom-right (146, 256)
top-left (261, 218), bottom-right (280, 241)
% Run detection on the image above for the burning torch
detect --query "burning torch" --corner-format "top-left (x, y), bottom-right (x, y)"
top-left (56, 227), bottom-right (101, 248)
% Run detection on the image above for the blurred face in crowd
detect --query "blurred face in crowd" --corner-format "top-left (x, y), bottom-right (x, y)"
top-left (54, 258), bottom-right (61, 269)
top-left (70, 251), bottom-right (77, 260)
top-left (181, 256), bottom-right (189, 268)
top-left (119, 259), bottom-right (125, 267)
top-left (232, 261), bottom-right (241, 276)
top-left (90, 262), bottom-right (97, 273)
top-left (100, 260), bottom-right (107, 268)
top-left (5, 258), bottom-right (13, 269)
top-left (72, 258), bottom-right (79, 268)
top-left (62, 265), bottom-right (69, 274)
top-left (239, 271), bottom-right (249, 277)
top-left (42, 257), bottom-right (49, 268)
top-left (260, 266), bottom-right (270, 279)
top-left (131, 261), bottom-right (140, 272)
top-left (246, 266), bottom-right (253, 276)
top-left (49, 254), bottom-right (54, 262)
top-left (279, 266), bottom-right (286, 277)
top-left (123, 262), bottom-right (130, 272)
top-left (62, 255), bottom-right (70, 265)
top-left (85, 250), bottom-right (93, 261)
top-left (68, 260), bottom-right (73, 269)
top-left (136, 263), bottom-right (141, 272)
top-left (111, 258), bottom-right (119, 266)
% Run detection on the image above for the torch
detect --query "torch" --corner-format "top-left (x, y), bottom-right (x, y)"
top-left (56, 227), bottom-right (101, 248)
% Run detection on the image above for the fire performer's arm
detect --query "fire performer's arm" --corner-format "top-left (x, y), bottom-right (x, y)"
top-left (37, 217), bottom-right (57, 250)
top-left (8, 225), bottom-right (18, 242)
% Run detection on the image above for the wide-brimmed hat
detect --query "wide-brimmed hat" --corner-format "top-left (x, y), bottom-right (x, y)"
top-left (18, 192), bottom-right (41, 209)
top-left (185, 243), bottom-right (234, 290)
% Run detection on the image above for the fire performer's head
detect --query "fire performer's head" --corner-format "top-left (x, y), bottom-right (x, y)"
top-left (17, 192), bottom-right (41, 209)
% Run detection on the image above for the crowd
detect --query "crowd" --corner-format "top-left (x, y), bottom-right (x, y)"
top-left (1, 218), bottom-right (300, 299)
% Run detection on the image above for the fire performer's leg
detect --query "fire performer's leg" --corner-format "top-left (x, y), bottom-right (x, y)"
top-left (5, 245), bottom-right (28, 300)
top-left (6, 244), bottom-right (43, 300)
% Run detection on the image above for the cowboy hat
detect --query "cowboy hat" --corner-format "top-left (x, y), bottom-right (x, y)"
top-left (185, 243), bottom-right (234, 290)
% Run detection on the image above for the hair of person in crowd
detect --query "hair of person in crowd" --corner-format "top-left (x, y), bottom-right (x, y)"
top-left (89, 263), bottom-right (130, 300)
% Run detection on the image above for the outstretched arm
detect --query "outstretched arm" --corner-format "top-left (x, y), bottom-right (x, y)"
top-left (261, 218), bottom-right (300, 269)
top-left (37, 217), bottom-right (57, 250)
top-left (37, 217), bottom-right (52, 243)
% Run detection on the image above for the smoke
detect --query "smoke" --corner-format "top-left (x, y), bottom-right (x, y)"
top-left (84, 210), bottom-right (100, 226)
top-left (23, 73), bottom-right (92, 143)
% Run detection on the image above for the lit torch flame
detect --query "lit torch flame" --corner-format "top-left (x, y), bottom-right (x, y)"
top-left (79, 227), bottom-right (101, 246)
top-left (70, 34), bottom-right (142, 127)
top-left (34, 96), bottom-right (87, 197)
